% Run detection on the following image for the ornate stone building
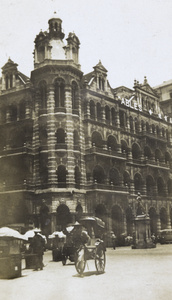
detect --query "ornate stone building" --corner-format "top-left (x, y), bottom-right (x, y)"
top-left (0, 14), bottom-right (172, 243)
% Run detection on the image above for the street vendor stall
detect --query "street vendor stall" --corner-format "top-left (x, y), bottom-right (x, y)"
top-left (0, 227), bottom-right (27, 279)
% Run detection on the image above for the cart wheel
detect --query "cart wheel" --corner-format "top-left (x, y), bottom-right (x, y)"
top-left (75, 247), bottom-right (86, 275)
top-left (95, 246), bottom-right (106, 274)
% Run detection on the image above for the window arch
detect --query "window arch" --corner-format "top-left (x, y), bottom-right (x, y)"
top-left (109, 168), bottom-right (120, 186)
top-left (121, 140), bottom-right (128, 155)
top-left (72, 81), bottom-right (78, 110)
top-left (155, 149), bottom-right (162, 162)
top-left (19, 101), bottom-right (26, 120)
top-left (97, 103), bottom-right (102, 120)
top-left (56, 204), bottom-right (71, 230)
top-left (144, 146), bottom-right (151, 160)
top-left (160, 207), bottom-right (168, 230)
top-left (105, 105), bottom-right (110, 121)
top-left (92, 131), bottom-right (103, 148)
top-left (146, 175), bottom-right (154, 195)
top-left (9, 104), bottom-right (17, 122)
top-left (93, 165), bottom-right (105, 184)
top-left (56, 128), bottom-right (65, 144)
top-left (123, 171), bottom-right (130, 188)
top-left (134, 173), bottom-right (142, 193)
top-left (55, 78), bottom-right (65, 107)
top-left (39, 81), bottom-right (47, 109)
top-left (107, 135), bottom-right (117, 151)
top-left (168, 179), bottom-right (172, 196)
top-left (111, 108), bottom-right (115, 125)
top-left (90, 100), bottom-right (95, 119)
top-left (132, 143), bottom-right (141, 159)
top-left (157, 177), bottom-right (165, 196)
top-left (57, 165), bottom-right (67, 188)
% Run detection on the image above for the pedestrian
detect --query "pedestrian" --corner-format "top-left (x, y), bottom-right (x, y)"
top-left (111, 231), bottom-right (116, 250)
top-left (30, 228), bottom-right (45, 271)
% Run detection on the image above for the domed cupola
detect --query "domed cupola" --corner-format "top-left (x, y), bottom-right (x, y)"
top-left (48, 12), bottom-right (65, 40)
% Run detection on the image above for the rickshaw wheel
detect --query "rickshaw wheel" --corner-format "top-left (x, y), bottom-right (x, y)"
top-left (75, 247), bottom-right (86, 275)
top-left (95, 246), bottom-right (106, 274)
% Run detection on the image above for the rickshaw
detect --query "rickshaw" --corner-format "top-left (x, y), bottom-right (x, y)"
top-left (74, 216), bottom-right (106, 275)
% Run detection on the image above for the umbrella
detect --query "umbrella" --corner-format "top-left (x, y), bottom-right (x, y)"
top-left (0, 227), bottom-right (27, 241)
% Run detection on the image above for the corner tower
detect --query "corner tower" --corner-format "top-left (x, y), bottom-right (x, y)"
top-left (31, 14), bottom-right (86, 233)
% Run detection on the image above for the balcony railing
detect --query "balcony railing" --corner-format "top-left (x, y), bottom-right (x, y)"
top-left (85, 147), bottom-right (126, 160)
top-left (87, 182), bottom-right (128, 193)
top-left (0, 144), bottom-right (33, 156)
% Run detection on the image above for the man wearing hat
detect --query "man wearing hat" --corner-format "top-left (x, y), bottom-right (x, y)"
top-left (30, 228), bottom-right (45, 271)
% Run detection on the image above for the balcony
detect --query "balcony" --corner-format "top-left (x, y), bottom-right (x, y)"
top-left (87, 182), bottom-right (128, 193)
top-left (85, 147), bottom-right (126, 160)
top-left (0, 144), bottom-right (33, 156)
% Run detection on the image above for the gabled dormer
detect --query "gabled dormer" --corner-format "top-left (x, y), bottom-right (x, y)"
top-left (82, 60), bottom-right (113, 97)
top-left (133, 77), bottom-right (161, 115)
top-left (1, 58), bottom-right (30, 92)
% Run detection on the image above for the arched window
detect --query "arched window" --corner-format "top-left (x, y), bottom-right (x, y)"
top-left (144, 146), bottom-right (151, 160)
top-left (157, 177), bottom-right (165, 196)
top-left (132, 143), bottom-right (141, 159)
top-left (155, 149), bottom-right (161, 162)
top-left (126, 207), bottom-right (133, 236)
top-left (168, 179), bottom-right (172, 196)
top-left (93, 165), bottom-right (105, 184)
top-left (130, 116), bottom-right (134, 131)
top-left (119, 110), bottom-right (125, 128)
top-left (134, 173), bottom-right (142, 193)
top-left (55, 79), bottom-right (65, 107)
top-left (97, 103), bottom-right (101, 120)
top-left (92, 131), bottom-right (103, 148)
top-left (111, 108), bottom-right (115, 125)
top-left (56, 204), bottom-right (71, 230)
top-left (105, 105), bottom-right (110, 121)
top-left (146, 175), bottom-right (154, 195)
top-left (109, 168), bottom-right (120, 186)
top-left (10, 74), bottom-right (13, 88)
top-left (72, 81), bottom-right (78, 110)
top-left (90, 101), bottom-right (95, 119)
top-left (57, 165), bottom-right (67, 188)
top-left (39, 81), bottom-right (47, 109)
top-left (37, 46), bottom-right (45, 62)
top-left (5, 75), bottom-right (8, 89)
top-left (95, 204), bottom-right (106, 223)
top-left (123, 171), bottom-right (130, 188)
top-left (121, 140), bottom-right (128, 155)
top-left (107, 135), bottom-right (117, 151)
top-left (56, 128), bottom-right (65, 144)
top-left (134, 118), bottom-right (139, 133)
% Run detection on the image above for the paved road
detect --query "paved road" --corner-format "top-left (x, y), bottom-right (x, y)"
top-left (0, 244), bottom-right (172, 300)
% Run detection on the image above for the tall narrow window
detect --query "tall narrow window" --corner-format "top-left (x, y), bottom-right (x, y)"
top-left (55, 79), bottom-right (65, 107)
top-left (5, 75), bottom-right (8, 90)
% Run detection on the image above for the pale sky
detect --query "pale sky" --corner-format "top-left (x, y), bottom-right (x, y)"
top-left (0, 0), bottom-right (172, 89)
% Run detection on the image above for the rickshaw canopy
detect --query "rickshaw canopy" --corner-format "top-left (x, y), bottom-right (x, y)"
top-left (79, 217), bottom-right (105, 229)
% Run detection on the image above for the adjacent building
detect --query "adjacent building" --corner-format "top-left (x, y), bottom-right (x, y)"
top-left (0, 14), bottom-right (172, 244)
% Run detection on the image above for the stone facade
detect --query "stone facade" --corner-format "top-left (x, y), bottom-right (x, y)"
top-left (0, 14), bottom-right (172, 244)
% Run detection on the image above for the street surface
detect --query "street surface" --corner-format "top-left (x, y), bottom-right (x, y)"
top-left (0, 244), bottom-right (172, 300)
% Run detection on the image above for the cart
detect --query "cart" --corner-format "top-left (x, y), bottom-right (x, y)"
top-left (0, 227), bottom-right (27, 279)
top-left (74, 217), bottom-right (106, 275)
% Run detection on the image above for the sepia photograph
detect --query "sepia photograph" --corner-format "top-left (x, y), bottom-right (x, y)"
top-left (0, 0), bottom-right (172, 299)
